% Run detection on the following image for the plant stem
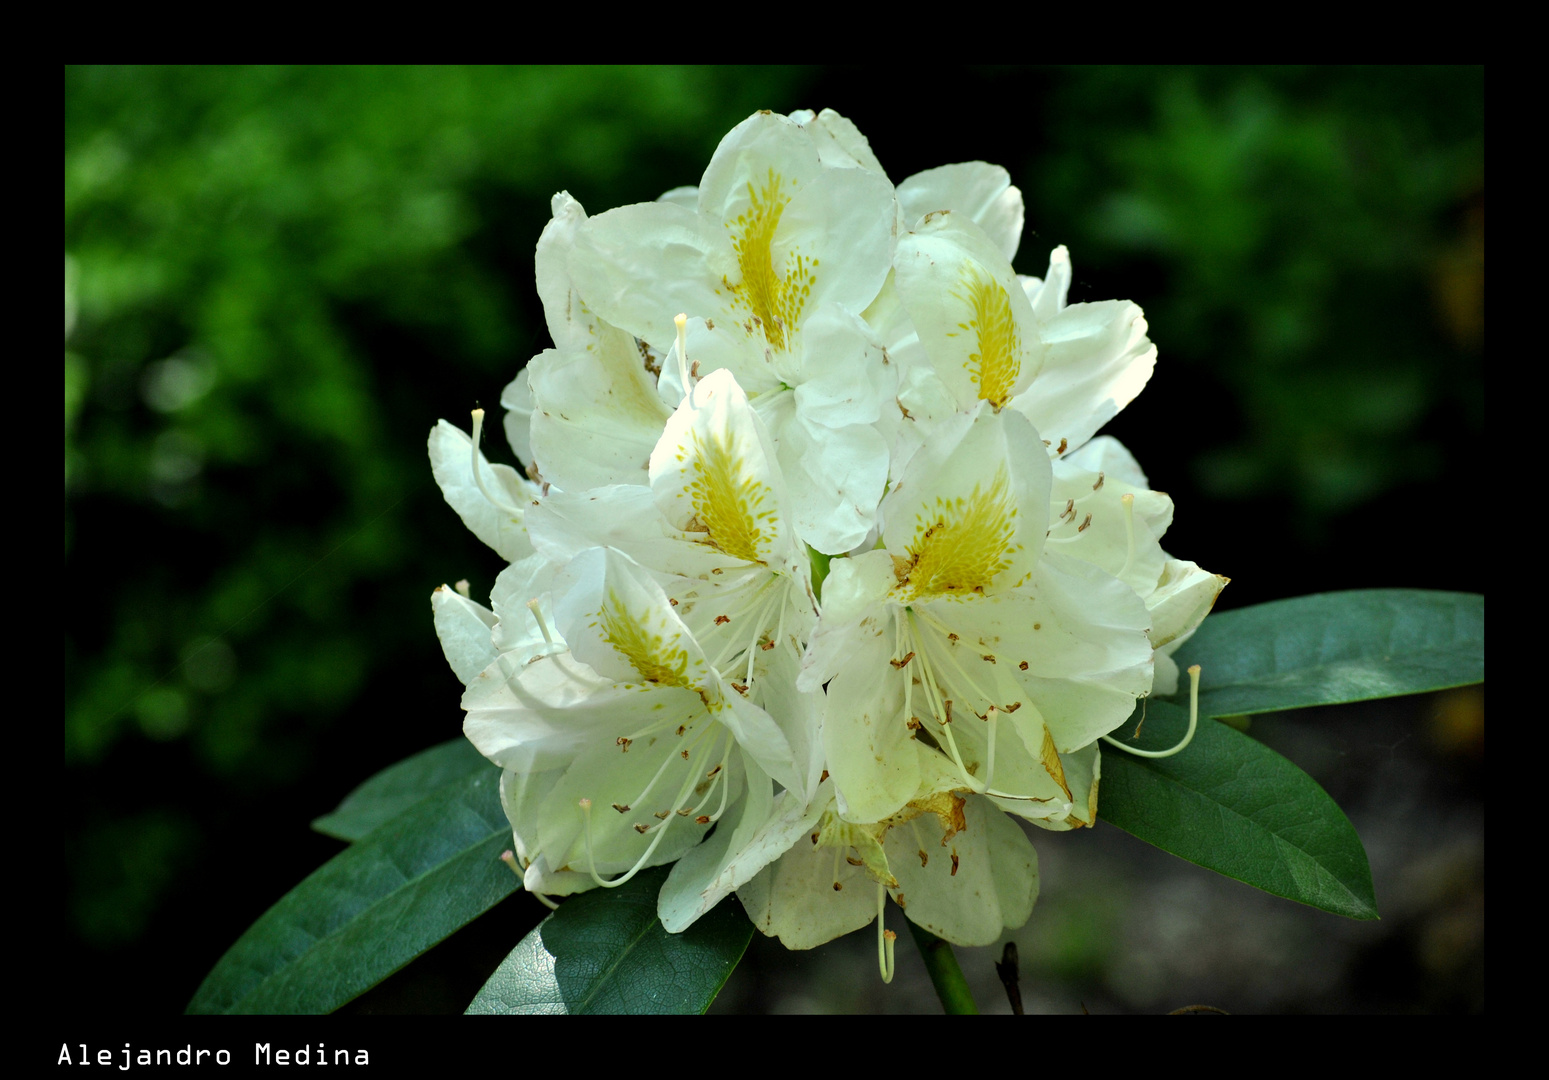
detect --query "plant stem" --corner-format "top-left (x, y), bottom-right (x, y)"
top-left (906, 921), bottom-right (978, 1014)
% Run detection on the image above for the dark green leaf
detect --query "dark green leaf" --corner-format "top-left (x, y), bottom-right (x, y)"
top-left (1174, 589), bottom-right (1483, 718)
top-left (188, 768), bottom-right (519, 1014)
top-left (311, 738), bottom-right (491, 842)
top-left (466, 864), bottom-right (751, 1014)
top-left (1097, 699), bottom-right (1378, 920)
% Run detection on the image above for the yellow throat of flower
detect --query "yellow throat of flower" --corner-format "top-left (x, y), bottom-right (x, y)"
top-left (895, 468), bottom-right (1021, 599)
top-left (599, 589), bottom-right (694, 690)
top-left (955, 266), bottom-right (1022, 409)
top-left (684, 427), bottom-right (773, 564)
top-left (724, 169), bottom-right (814, 353)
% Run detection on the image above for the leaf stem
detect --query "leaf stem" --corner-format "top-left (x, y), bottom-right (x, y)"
top-left (906, 921), bottom-right (978, 1014)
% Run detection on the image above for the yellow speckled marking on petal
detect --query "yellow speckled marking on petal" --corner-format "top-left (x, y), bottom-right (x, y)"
top-left (896, 468), bottom-right (1020, 599)
top-left (723, 169), bottom-right (814, 353)
top-left (599, 589), bottom-right (692, 689)
top-left (953, 266), bottom-right (1021, 408)
top-left (687, 428), bottom-right (773, 564)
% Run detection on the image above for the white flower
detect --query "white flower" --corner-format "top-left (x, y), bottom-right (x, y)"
top-left (887, 212), bottom-right (1156, 472)
top-left (427, 107), bottom-right (1226, 968)
top-left (801, 405), bottom-right (1154, 827)
top-left (514, 191), bottom-right (674, 493)
top-left (460, 545), bottom-right (794, 901)
top-left (563, 109), bottom-right (900, 553)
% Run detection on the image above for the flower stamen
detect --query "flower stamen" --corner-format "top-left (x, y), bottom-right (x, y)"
top-left (877, 884), bottom-right (896, 984)
top-left (1117, 492), bottom-right (1137, 582)
top-left (1103, 664), bottom-right (1202, 759)
top-left (469, 408), bottom-right (526, 517)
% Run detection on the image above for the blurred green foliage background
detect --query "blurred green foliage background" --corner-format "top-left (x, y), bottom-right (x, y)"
top-left (64, 66), bottom-right (1482, 1013)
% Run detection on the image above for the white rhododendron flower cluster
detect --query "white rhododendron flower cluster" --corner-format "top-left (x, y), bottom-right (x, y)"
top-left (430, 109), bottom-right (1225, 972)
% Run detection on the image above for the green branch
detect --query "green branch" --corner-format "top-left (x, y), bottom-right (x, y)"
top-left (906, 922), bottom-right (978, 1015)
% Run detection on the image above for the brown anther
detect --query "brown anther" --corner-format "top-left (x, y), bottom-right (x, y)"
top-left (1033, 622), bottom-right (1041, 630)
top-left (1019, 660), bottom-right (1029, 670)
top-left (982, 654), bottom-right (996, 664)
top-left (943, 699), bottom-right (954, 723)
top-left (1061, 498), bottom-right (1076, 523)
top-left (845, 856), bottom-right (864, 867)
top-left (706, 764), bottom-right (723, 778)
top-left (820, 770), bottom-right (830, 782)
top-left (760, 639), bottom-right (775, 650)
top-left (832, 881), bottom-right (843, 891)
top-left (690, 360), bottom-right (701, 378)
top-left (612, 803), bottom-right (630, 813)
top-left (714, 614), bottom-right (730, 625)
top-left (655, 810), bottom-right (671, 820)
top-left (950, 850), bottom-right (960, 876)
top-left (705, 318), bottom-right (715, 330)
top-left (677, 808), bottom-right (692, 816)
top-left (889, 651), bottom-right (916, 669)
top-left (906, 718), bottom-right (922, 731)
top-left (668, 597), bottom-right (679, 606)
top-left (731, 681), bottom-right (749, 694)
top-left (680, 749), bottom-right (690, 760)
top-left (1055, 438), bottom-right (1068, 455)
top-left (811, 832), bottom-right (821, 845)
top-left (634, 824), bottom-right (649, 834)
top-left (947, 632), bottom-right (959, 643)
top-left (918, 850), bottom-right (928, 868)
top-left (1078, 513), bottom-right (1092, 532)
top-left (711, 567), bottom-right (723, 575)
top-left (1005, 702), bottom-right (1022, 713)
top-left (616, 737), bottom-right (632, 752)
top-left (676, 725), bottom-right (687, 736)
top-left (1093, 471), bottom-right (1105, 491)
top-left (696, 815), bottom-right (711, 825)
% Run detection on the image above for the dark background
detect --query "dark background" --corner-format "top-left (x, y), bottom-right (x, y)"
top-left (64, 65), bottom-right (1483, 1015)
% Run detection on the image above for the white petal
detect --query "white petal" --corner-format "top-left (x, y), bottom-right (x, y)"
top-left (1148, 559), bottom-right (1229, 649)
top-left (1009, 298), bottom-right (1156, 454)
top-left (886, 795), bottom-right (1038, 946)
top-left (793, 108), bottom-right (888, 175)
top-left (428, 418), bottom-right (539, 563)
top-left (894, 212), bottom-right (1042, 411)
top-left (650, 367), bottom-right (791, 568)
top-left (658, 778), bottom-right (823, 933)
top-left (500, 369), bottom-right (535, 469)
top-left (820, 621), bottom-right (919, 824)
top-left (737, 830), bottom-right (880, 950)
top-left (897, 162), bottom-right (1024, 262)
top-left (431, 584), bottom-right (498, 685)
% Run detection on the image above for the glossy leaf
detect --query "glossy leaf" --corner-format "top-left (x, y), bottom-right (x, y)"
top-left (1174, 589), bottom-right (1483, 719)
top-left (466, 864), bottom-right (752, 1014)
top-left (312, 738), bottom-right (491, 842)
top-left (188, 768), bottom-right (519, 1014)
top-left (1097, 699), bottom-right (1378, 919)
